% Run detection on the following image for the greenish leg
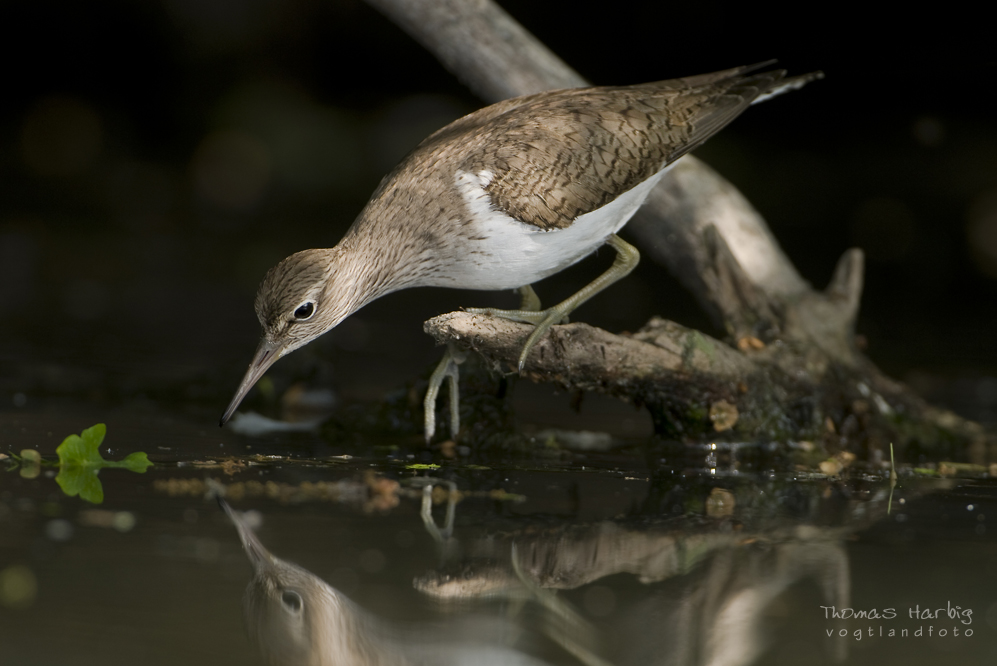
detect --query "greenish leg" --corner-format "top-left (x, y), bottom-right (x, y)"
top-left (467, 234), bottom-right (640, 371)
top-left (419, 480), bottom-right (457, 546)
top-left (423, 342), bottom-right (467, 443)
top-left (424, 287), bottom-right (541, 443)
top-left (517, 284), bottom-right (542, 312)
top-left (518, 284), bottom-right (568, 323)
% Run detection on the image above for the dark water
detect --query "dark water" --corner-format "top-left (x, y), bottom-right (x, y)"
top-left (4, 404), bottom-right (997, 665)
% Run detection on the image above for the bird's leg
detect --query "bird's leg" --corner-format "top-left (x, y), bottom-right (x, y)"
top-left (423, 342), bottom-right (467, 443)
top-left (517, 284), bottom-right (542, 312)
top-left (423, 286), bottom-right (539, 443)
top-left (467, 234), bottom-right (639, 371)
top-left (517, 283), bottom-right (569, 323)
top-left (419, 480), bottom-right (458, 544)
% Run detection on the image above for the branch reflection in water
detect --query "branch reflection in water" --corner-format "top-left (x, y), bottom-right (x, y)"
top-left (218, 495), bottom-right (567, 666)
top-left (416, 515), bottom-right (852, 666)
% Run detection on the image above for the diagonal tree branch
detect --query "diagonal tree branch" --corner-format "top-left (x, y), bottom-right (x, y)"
top-left (366, 0), bottom-right (587, 101)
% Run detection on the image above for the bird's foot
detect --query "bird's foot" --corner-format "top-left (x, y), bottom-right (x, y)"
top-left (423, 343), bottom-right (467, 443)
top-left (464, 305), bottom-right (570, 372)
top-left (465, 306), bottom-right (548, 325)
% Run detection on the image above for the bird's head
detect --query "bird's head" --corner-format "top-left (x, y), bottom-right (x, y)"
top-left (254, 249), bottom-right (342, 353)
top-left (219, 497), bottom-right (363, 666)
top-left (220, 248), bottom-right (351, 426)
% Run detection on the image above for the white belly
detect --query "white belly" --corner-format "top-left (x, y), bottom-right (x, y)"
top-left (428, 161), bottom-right (675, 290)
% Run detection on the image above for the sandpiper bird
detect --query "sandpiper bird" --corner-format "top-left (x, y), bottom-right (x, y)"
top-left (220, 62), bottom-right (821, 440)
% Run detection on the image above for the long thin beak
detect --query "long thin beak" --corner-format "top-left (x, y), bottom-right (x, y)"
top-left (220, 339), bottom-right (283, 426)
top-left (218, 496), bottom-right (273, 572)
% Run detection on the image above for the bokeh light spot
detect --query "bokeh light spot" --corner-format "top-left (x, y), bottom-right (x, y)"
top-left (967, 190), bottom-right (997, 279)
top-left (191, 130), bottom-right (271, 211)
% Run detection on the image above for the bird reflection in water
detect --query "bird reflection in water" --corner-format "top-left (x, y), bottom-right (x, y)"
top-left (416, 518), bottom-right (852, 666)
top-left (218, 497), bottom-right (566, 666)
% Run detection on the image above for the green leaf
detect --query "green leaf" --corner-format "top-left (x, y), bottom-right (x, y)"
top-left (113, 451), bottom-right (153, 473)
top-left (80, 423), bottom-right (106, 448)
top-left (56, 435), bottom-right (93, 467)
top-left (56, 466), bottom-right (104, 504)
top-left (54, 424), bottom-right (151, 504)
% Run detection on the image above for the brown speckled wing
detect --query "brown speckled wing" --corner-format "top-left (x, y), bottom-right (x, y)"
top-left (462, 70), bottom-right (787, 230)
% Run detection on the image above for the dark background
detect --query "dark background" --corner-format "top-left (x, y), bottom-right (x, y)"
top-left (1, 0), bottom-right (995, 424)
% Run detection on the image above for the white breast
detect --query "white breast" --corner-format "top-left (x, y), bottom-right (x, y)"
top-left (425, 162), bottom-right (677, 291)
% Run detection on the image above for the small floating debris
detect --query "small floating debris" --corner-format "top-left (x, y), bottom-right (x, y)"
top-left (534, 429), bottom-right (615, 452)
top-left (911, 461), bottom-right (992, 478)
top-left (189, 459), bottom-right (248, 476)
top-left (154, 472), bottom-right (394, 511)
top-left (78, 509), bottom-right (137, 532)
top-left (818, 451), bottom-right (856, 477)
top-left (709, 400), bottom-right (739, 432)
top-left (227, 412), bottom-right (322, 436)
top-left (705, 487), bottom-right (736, 517)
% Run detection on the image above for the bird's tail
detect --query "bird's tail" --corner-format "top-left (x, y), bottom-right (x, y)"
top-left (750, 67), bottom-right (825, 106)
top-left (655, 60), bottom-right (823, 105)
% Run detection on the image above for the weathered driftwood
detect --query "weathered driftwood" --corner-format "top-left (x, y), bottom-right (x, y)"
top-left (368, 0), bottom-right (994, 457)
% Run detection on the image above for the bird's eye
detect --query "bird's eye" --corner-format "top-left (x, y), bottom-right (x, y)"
top-left (293, 301), bottom-right (315, 320)
top-left (281, 589), bottom-right (303, 613)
